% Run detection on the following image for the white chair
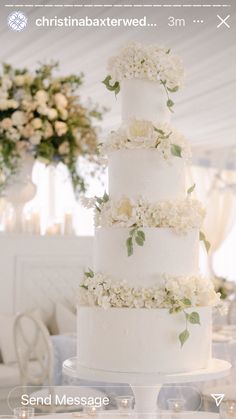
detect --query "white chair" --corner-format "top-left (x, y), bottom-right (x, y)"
top-left (14, 312), bottom-right (53, 387)
top-left (14, 312), bottom-right (106, 414)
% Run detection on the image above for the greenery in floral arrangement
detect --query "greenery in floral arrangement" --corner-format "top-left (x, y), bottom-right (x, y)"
top-left (126, 225), bottom-right (146, 257)
top-left (94, 192), bottom-right (109, 212)
top-left (169, 297), bottom-right (200, 347)
top-left (0, 62), bottom-right (105, 195)
top-left (102, 43), bottom-right (184, 111)
top-left (199, 231), bottom-right (211, 253)
top-left (79, 271), bottom-right (218, 347)
top-left (213, 276), bottom-right (235, 300)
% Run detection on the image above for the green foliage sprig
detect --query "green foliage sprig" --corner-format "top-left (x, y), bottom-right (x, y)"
top-left (169, 297), bottom-right (201, 347)
top-left (126, 225), bottom-right (146, 257)
top-left (102, 75), bottom-right (120, 96)
top-left (199, 231), bottom-right (211, 253)
top-left (94, 192), bottom-right (109, 212)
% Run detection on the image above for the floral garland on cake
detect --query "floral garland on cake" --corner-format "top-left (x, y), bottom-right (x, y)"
top-left (81, 194), bottom-right (208, 257)
top-left (0, 62), bottom-right (105, 195)
top-left (79, 269), bottom-right (220, 346)
top-left (100, 119), bottom-right (191, 161)
top-left (82, 194), bottom-right (205, 233)
top-left (102, 42), bottom-right (184, 111)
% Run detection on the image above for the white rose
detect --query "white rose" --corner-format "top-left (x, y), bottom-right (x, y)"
top-left (11, 111), bottom-right (27, 126)
top-left (35, 90), bottom-right (48, 104)
top-left (47, 108), bottom-right (58, 120)
top-left (24, 73), bottom-right (33, 85)
top-left (59, 108), bottom-right (68, 121)
top-left (58, 141), bottom-right (70, 155)
top-left (54, 93), bottom-right (68, 108)
top-left (1, 76), bottom-right (12, 91)
top-left (14, 75), bottom-right (25, 87)
top-left (1, 118), bottom-right (12, 130)
top-left (43, 121), bottom-right (53, 139)
top-left (7, 99), bottom-right (19, 109)
top-left (37, 105), bottom-right (48, 116)
top-left (31, 118), bottom-right (42, 130)
top-left (29, 131), bottom-right (42, 145)
top-left (55, 121), bottom-right (67, 136)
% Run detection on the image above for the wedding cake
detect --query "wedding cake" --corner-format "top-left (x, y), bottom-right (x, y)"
top-left (78, 43), bottom-right (219, 374)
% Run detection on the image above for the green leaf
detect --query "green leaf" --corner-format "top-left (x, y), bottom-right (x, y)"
top-left (141, 59), bottom-right (145, 64)
top-left (129, 226), bottom-right (138, 237)
top-left (102, 75), bottom-right (120, 95)
top-left (179, 329), bottom-right (190, 347)
top-left (84, 268), bottom-right (94, 278)
top-left (126, 237), bottom-right (133, 257)
top-left (171, 144), bottom-right (182, 158)
top-left (187, 183), bottom-right (196, 195)
top-left (135, 235), bottom-right (144, 246)
top-left (167, 86), bottom-right (179, 93)
top-left (103, 191), bottom-right (109, 203)
top-left (199, 231), bottom-right (211, 253)
top-left (137, 230), bottom-right (145, 241)
top-left (81, 284), bottom-right (88, 290)
top-left (182, 298), bottom-right (192, 307)
top-left (167, 98), bottom-right (174, 112)
top-left (154, 127), bottom-right (165, 136)
top-left (188, 311), bottom-right (200, 325)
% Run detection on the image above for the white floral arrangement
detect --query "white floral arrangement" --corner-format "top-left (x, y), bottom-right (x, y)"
top-left (100, 119), bottom-right (191, 161)
top-left (81, 193), bottom-right (207, 257)
top-left (79, 269), bottom-right (220, 346)
top-left (89, 196), bottom-right (205, 234)
top-left (0, 62), bottom-right (105, 195)
top-left (102, 42), bottom-right (184, 111)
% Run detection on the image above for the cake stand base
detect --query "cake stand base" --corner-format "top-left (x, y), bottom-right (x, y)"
top-left (63, 358), bottom-right (231, 418)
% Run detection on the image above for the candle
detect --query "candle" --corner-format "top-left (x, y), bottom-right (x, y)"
top-left (84, 406), bottom-right (98, 416)
top-left (167, 399), bottom-right (185, 412)
top-left (13, 407), bottom-right (34, 419)
top-left (64, 212), bottom-right (73, 235)
top-left (31, 212), bottom-right (40, 235)
top-left (220, 400), bottom-right (236, 419)
top-left (46, 223), bottom-right (61, 236)
top-left (115, 396), bottom-right (134, 411)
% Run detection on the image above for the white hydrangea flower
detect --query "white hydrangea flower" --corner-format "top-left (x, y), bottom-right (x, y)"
top-left (100, 119), bottom-right (191, 162)
top-left (78, 271), bottom-right (220, 310)
top-left (94, 196), bottom-right (205, 233)
top-left (107, 42), bottom-right (184, 90)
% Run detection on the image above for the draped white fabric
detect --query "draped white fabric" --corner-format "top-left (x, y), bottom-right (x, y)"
top-left (187, 165), bottom-right (236, 276)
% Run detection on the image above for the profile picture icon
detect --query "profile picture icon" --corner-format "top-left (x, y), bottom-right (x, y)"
top-left (8, 11), bottom-right (28, 31)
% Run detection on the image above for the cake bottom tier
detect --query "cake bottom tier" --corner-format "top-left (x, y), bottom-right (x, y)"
top-left (77, 306), bottom-right (212, 374)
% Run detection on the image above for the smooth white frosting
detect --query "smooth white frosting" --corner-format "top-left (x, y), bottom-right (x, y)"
top-left (121, 79), bottom-right (171, 124)
top-left (108, 149), bottom-right (185, 202)
top-left (77, 306), bottom-right (212, 373)
top-left (94, 227), bottom-right (199, 286)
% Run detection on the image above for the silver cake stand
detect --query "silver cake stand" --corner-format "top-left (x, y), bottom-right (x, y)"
top-left (63, 357), bottom-right (231, 418)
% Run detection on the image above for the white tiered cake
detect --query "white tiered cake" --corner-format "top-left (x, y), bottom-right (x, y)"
top-left (77, 43), bottom-right (219, 375)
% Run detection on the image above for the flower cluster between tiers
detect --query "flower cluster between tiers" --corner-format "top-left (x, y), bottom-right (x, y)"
top-left (81, 196), bottom-right (205, 234)
top-left (100, 119), bottom-right (191, 161)
top-left (79, 271), bottom-right (220, 310)
top-left (107, 42), bottom-right (184, 90)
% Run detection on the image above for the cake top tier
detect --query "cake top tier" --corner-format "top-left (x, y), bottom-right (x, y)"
top-left (103, 42), bottom-right (184, 119)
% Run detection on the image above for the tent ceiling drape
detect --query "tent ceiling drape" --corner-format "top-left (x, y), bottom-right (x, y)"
top-left (1, 0), bottom-right (236, 163)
